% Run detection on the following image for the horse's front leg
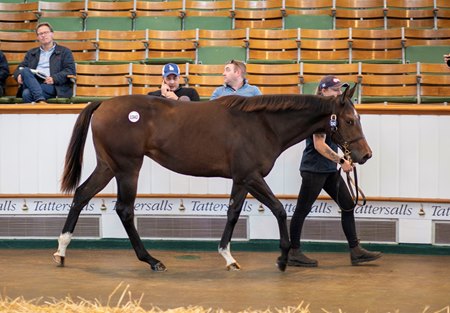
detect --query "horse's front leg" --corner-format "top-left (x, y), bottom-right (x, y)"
top-left (245, 175), bottom-right (290, 272)
top-left (219, 183), bottom-right (247, 271)
top-left (53, 166), bottom-right (113, 266)
top-left (115, 174), bottom-right (166, 272)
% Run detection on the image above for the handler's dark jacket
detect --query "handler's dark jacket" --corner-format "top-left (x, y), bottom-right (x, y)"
top-left (13, 43), bottom-right (76, 98)
top-left (0, 51), bottom-right (9, 96)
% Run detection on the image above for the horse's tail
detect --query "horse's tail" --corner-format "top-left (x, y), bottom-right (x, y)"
top-left (61, 101), bottom-right (103, 194)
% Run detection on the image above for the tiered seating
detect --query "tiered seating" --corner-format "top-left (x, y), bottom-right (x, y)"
top-left (37, 1), bottom-right (86, 18)
top-left (70, 63), bottom-right (132, 103)
top-left (196, 29), bottom-right (247, 64)
top-left (299, 28), bottom-right (350, 63)
top-left (0, 2), bottom-right (39, 31)
top-left (246, 63), bottom-right (301, 94)
top-left (146, 29), bottom-right (197, 64)
top-left (234, 0), bottom-right (283, 29)
top-left (183, 0), bottom-right (233, 30)
top-left (134, 1), bottom-right (183, 30)
top-left (405, 28), bottom-right (450, 46)
top-left (2, 0), bottom-right (448, 32)
top-left (436, 0), bottom-right (450, 28)
top-left (0, 31), bottom-right (36, 64)
top-left (37, 1), bottom-right (85, 31)
top-left (282, 0), bottom-right (333, 16)
top-left (419, 63), bottom-right (450, 103)
top-left (386, 0), bottom-right (436, 29)
top-left (185, 63), bottom-right (223, 100)
top-left (246, 28), bottom-right (299, 64)
top-left (6, 26), bottom-right (446, 66)
top-left (359, 63), bottom-right (419, 104)
top-left (335, 0), bottom-right (387, 29)
top-left (350, 28), bottom-right (404, 64)
top-left (95, 29), bottom-right (147, 64)
top-left (1, 60), bottom-right (448, 104)
top-left (1, 0), bottom-right (449, 104)
top-left (84, 1), bottom-right (134, 30)
top-left (282, 0), bottom-right (334, 29)
top-left (404, 28), bottom-right (450, 64)
top-left (53, 30), bottom-right (97, 63)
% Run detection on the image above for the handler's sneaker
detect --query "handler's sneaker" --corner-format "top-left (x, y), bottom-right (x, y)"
top-left (287, 248), bottom-right (318, 267)
top-left (350, 245), bottom-right (382, 265)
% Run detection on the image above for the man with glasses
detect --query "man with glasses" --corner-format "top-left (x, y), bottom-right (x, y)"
top-left (210, 60), bottom-right (261, 100)
top-left (288, 75), bottom-right (382, 267)
top-left (13, 22), bottom-right (75, 103)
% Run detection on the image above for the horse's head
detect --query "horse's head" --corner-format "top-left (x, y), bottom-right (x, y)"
top-left (330, 84), bottom-right (372, 164)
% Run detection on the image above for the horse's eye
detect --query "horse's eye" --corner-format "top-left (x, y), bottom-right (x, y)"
top-left (346, 120), bottom-right (354, 125)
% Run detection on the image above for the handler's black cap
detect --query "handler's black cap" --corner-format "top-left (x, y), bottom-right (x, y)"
top-left (319, 75), bottom-right (349, 89)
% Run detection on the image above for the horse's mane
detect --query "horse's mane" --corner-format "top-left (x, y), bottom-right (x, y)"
top-left (214, 94), bottom-right (329, 113)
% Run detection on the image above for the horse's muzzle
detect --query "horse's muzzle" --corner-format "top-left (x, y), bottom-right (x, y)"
top-left (357, 151), bottom-right (372, 165)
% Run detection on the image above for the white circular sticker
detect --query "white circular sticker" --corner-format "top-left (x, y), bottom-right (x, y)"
top-left (128, 111), bottom-right (140, 123)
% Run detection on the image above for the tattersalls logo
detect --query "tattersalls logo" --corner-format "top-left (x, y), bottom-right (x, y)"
top-left (355, 203), bottom-right (413, 216)
top-left (132, 200), bottom-right (173, 211)
top-left (0, 200), bottom-right (16, 211)
top-left (310, 201), bottom-right (333, 214)
top-left (191, 200), bottom-right (231, 212)
top-left (431, 205), bottom-right (450, 217)
top-left (33, 200), bottom-right (95, 212)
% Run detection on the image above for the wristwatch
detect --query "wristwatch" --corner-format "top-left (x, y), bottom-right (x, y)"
top-left (339, 157), bottom-right (345, 165)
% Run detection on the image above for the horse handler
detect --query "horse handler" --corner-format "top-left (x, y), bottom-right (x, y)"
top-left (288, 75), bottom-right (382, 267)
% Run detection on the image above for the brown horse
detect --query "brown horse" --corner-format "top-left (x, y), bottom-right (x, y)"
top-left (53, 85), bottom-right (371, 272)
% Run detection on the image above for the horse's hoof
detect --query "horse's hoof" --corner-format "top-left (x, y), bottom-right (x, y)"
top-left (227, 262), bottom-right (241, 271)
top-left (151, 262), bottom-right (167, 272)
top-left (276, 257), bottom-right (287, 272)
top-left (52, 253), bottom-right (65, 267)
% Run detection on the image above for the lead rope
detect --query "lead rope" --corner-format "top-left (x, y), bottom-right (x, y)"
top-left (337, 143), bottom-right (367, 212)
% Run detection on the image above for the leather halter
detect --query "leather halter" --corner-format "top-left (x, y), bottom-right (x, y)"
top-left (328, 111), bottom-right (367, 211)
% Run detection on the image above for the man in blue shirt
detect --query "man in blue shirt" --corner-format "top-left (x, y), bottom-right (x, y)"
top-left (13, 22), bottom-right (75, 103)
top-left (210, 60), bottom-right (261, 100)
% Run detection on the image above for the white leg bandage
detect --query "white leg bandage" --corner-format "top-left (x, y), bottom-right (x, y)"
top-left (218, 243), bottom-right (236, 266)
top-left (55, 232), bottom-right (72, 257)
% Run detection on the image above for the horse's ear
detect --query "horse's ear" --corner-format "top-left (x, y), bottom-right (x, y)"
top-left (340, 84), bottom-right (357, 105)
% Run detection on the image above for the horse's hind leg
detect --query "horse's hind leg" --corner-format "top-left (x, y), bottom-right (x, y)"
top-left (244, 175), bottom-right (290, 272)
top-left (115, 173), bottom-right (165, 272)
top-left (53, 164), bottom-right (114, 266)
top-left (219, 183), bottom-right (247, 271)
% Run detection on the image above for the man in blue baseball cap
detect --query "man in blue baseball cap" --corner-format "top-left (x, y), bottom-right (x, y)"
top-left (148, 63), bottom-right (199, 101)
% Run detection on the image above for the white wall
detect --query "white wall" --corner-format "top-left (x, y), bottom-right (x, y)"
top-left (1, 113), bottom-right (449, 198)
top-left (0, 112), bottom-right (449, 244)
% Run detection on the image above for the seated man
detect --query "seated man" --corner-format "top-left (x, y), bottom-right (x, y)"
top-left (148, 63), bottom-right (200, 101)
top-left (210, 60), bottom-right (261, 100)
top-left (13, 22), bottom-right (75, 103)
top-left (0, 50), bottom-right (9, 97)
